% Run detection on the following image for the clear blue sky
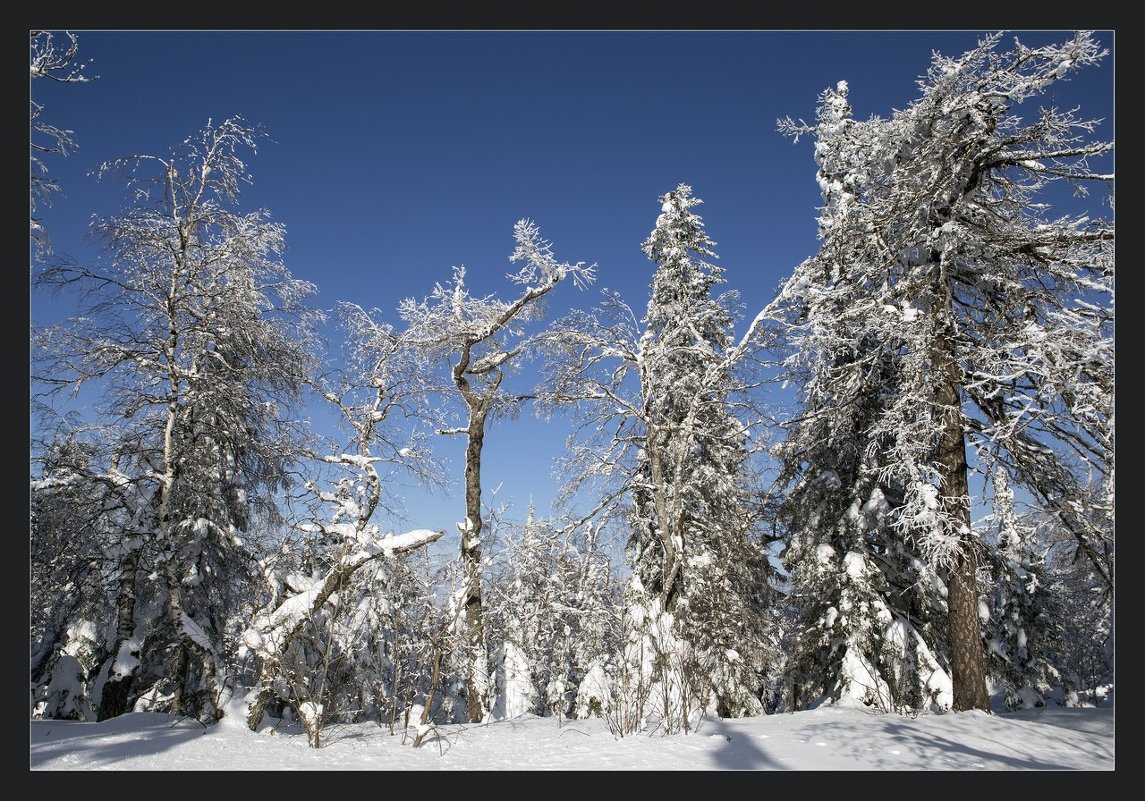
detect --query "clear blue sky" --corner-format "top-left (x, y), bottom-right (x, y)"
top-left (30, 30), bottom-right (1115, 546)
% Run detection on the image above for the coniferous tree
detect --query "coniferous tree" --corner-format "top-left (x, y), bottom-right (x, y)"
top-left (486, 505), bottom-right (622, 722)
top-left (1037, 493), bottom-right (1113, 706)
top-left (774, 31), bottom-right (1113, 711)
top-left (626, 185), bottom-right (772, 723)
top-left (538, 185), bottom-right (776, 730)
top-left (982, 469), bottom-right (1065, 709)
top-left (30, 435), bottom-right (121, 719)
top-left (773, 82), bottom-right (949, 712)
top-left (488, 504), bottom-right (549, 720)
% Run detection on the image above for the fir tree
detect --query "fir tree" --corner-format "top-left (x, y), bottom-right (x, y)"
top-left (625, 185), bottom-right (772, 726)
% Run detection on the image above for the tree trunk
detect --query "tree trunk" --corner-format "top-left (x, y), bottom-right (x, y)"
top-left (462, 408), bottom-right (488, 723)
top-left (934, 330), bottom-right (991, 712)
top-left (164, 560), bottom-right (190, 715)
top-left (97, 548), bottom-right (141, 720)
top-left (947, 538), bottom-right (990, 711)
top-left (413, 647), bottom-right (445, 748)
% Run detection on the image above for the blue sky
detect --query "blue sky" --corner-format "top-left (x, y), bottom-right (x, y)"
top-left (29, 30), bottom-right (1115, 550)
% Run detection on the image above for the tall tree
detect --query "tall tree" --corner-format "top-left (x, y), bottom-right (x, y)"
top-left (774, 31), bottom-right (1113, 711)
top-left (538, 185), bottom-right (776, 729)
top-left (772, 82), bottom-right (949, 712)
top-left (32, 117), bottom-right (321, 722)
top-left (629, 185), bottom-right (773, 724)
top-left (398, 220), bottom-right (594, 722)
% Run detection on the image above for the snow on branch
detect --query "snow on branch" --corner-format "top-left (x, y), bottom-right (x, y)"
top-left (240, 527), bottom-right (443, 660)
top-left (510, 219), bottom-right (597, 290)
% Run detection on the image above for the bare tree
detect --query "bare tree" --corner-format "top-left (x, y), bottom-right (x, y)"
top-left (241, 527), bottom-right (443, 737)
top-left (398, 220), bottom-right (594, 722)
top-left (29, 30), bottom-right (92, 257)
top-left (240, 301), bottom-right (447, 741)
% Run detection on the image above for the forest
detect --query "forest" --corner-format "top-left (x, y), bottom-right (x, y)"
top-left (29, 30), bottom-right (1113, 749)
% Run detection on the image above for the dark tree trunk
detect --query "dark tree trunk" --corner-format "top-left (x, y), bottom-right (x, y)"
top-left (947, 539), bottom-right (990, 711)
top-left (462, 407), bottom-right (487, 723)
top-left (934, 329), bottom-right (991, 713)
top-left (97, 548), bottom-right (141, 720)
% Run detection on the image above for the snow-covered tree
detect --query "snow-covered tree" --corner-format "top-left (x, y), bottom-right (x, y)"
top-left (538, 185), bottom-right (777, 730)
top-left (981, 468), bottom-right (1064, 709)
top-left (30, 30), bottom-right (92, 257)
top-left (770, 81), bottom-right (950, 713)
top-left (1036, 492), bottom-right (1113, 706)
top-left (486, 504), bottom-right (547, 719)
top-left (241, 525), bottom-right (443, 742)
top-left (32, 117), bottom-right (322, 722)
top-left (30, 434), bottom-right (122, 719)
top-left (239, 301), bottom-right (446, 741)
top-left (773, 31), bottom-right (1113, 712)
top-left (485, 504), bottom-right (622, 722)
top-left (398, 220), bottom-right (595, 723)
top-left (629, 185), bottom-right (773, 724)
top-left (777, 464), bottom-right (951, 712)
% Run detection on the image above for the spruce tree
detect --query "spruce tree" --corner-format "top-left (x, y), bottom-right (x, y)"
top-left (625, 184), bottom-right (772, 725)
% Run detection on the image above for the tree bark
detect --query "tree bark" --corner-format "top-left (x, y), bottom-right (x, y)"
top-left (97, 548), bottom-right (141, 720)
top-left (461, 406), bottom-right (488, 723)
top-left (413, 647), bottom-right (445, 748)
top-left (934, 329), bottom-right (991, 712)
top-left (452, 340), bottom-right (499, 725)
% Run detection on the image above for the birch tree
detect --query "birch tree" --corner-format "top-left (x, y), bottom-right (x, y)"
top-left (240, 300), bottom-right (445, 740)
top-left (32, 117), bottom-right (321, 722)
top-left (241, 527), bottom-right (443, 740)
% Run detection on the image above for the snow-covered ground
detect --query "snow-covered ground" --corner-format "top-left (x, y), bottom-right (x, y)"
top-left (30, 700), bottom-right (1113, 770)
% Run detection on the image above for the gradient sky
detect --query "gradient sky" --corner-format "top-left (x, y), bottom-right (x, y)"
top-left (29, 30), bottom-right (1115, 551)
